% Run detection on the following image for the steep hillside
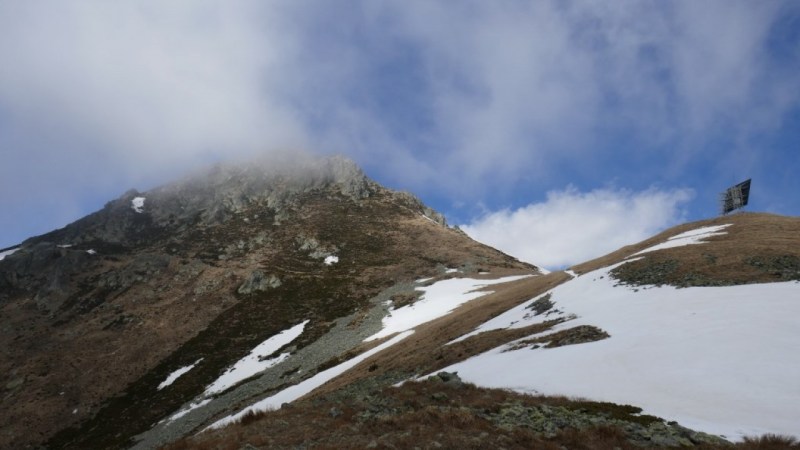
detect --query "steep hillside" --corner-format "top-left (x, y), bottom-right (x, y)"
top-left (0, 155), bottom-right (538, 449)
top-left (184, 213), bottom-right (800, 449)
top-left (438, 213), bottom-right (800, 439)
top-left (572, 212), bottom-right (800, 284)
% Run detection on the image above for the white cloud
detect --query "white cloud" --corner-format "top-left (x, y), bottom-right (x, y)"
top-left (0, 1), bottom-right (795, 192)
top-left (461, 186), bottom-right (694, 270)
top-left (0, 1), bottom-right (309, 245)
top-left (0, 1), bottom-right (798, 248)
top-left (349, 1), bottom-right (799, 194)
top-left (0, 2), bottom-right (307, 164)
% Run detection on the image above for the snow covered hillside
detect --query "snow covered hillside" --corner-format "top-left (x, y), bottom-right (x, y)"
top-left (442, 223), bottom-right (800, 441)
top-left (163, 213), bottom-right (800, 449)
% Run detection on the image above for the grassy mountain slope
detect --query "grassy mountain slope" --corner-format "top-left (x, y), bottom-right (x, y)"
top-left (182, 212), bottom-right (799, 449)
top-left (0, 155), bottom-right (537, 449)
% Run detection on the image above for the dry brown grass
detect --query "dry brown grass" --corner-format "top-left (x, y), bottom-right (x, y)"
top-left (164, 380), bottom-right (635, 450)
top-left (735, 434), bottom-right (800, 449)
top-left (167, 378), bottom-right (796, 450)
top-left (571, 213), bottom-right (800, 286)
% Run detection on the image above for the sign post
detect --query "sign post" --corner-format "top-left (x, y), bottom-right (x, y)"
top-left (719, 179), bottom-right (751, 215)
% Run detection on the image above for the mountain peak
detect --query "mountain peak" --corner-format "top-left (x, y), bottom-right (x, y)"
top-left (21, 154), bottom-right (384, 248)
top-left (142, 153), bottom-right (378, 224)
top-left (0, 153), bottom-right (536, 450)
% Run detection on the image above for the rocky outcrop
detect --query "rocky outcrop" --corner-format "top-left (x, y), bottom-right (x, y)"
top-left (237, 271), bottom-right (281, 295)
top-left (390, 191), bottom-right (447, 226)
top-left (145, 153), bottom-right (378, 228)
top-left (18, 154), bottom-right (378, 251)
top-left (0, 242), bottom-right (99, 311)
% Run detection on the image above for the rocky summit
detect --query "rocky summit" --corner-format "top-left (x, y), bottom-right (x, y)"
top-left (0, 154), bottom-right (535, 449)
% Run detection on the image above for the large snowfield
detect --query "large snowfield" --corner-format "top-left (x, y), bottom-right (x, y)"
top-left (442, 262), bottom-right (800, 440)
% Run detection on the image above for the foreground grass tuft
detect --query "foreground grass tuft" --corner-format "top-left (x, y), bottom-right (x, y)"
top-left (739, 434), bottom-right (800, 449)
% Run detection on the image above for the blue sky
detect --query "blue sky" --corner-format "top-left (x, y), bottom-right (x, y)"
top-left (1, 1), bottom-right (799, 268)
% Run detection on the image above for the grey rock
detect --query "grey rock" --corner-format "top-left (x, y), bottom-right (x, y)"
top-left (525, 293), bottom-right (554, 316)
top-left (237, 271), bottom-right (281, 295)
top-left (1, 242), bottom-right (98, 312)
top-left (431, 392), bottom-right (448, 401)
top-left (434, 371), bottom-right (463, 387)
top-left (98, 254), bottom-right (171, 291)
top-left (5, 376), bottom-right (25, 391)
top-left (391, 192), bottom-right (447, 227)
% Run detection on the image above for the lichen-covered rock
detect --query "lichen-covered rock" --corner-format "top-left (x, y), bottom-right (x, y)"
top-left (525, 293), bottom-right (554, 316)
top-left (237, 270), bottom-right (282, 295)
top-left (433, 371), bottom-right (463, 387)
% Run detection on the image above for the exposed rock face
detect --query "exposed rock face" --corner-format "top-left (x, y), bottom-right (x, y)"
top-left (3, 155), bottom-right (382, 309)
top-left (19, 154), bottom-right (378, 251)
top-left (237, 270), bottom-right (281, 295)
top-left (0, 154), bottom-right (535, 450)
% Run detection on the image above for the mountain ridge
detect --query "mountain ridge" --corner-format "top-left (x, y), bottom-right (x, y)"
top-left (1, 156), bottom-right (798, 449)
top-left (0, 154), bottom-right (536, 449)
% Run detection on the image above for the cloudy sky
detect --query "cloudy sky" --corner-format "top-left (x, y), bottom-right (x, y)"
top-left (1, 1), bottom-right (799, 269)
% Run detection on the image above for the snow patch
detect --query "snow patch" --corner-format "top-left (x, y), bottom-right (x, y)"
top-left (208, 330), bottom-right (415, 430)
top-left (158, 359), bottom-right (203, 390)
top-left (131, 196), bottom-right (146, 213)
top-left (161, 322), bottom-right (310, 426)
top-left (365, 274), bottom-right (531, 342)
top-left (323, 255), bottom-right (339, 266)
top-left (204, 321), bottom-right (308, 395)
top-left (443, 262), bottom-right (800, 440)
top-left (565, 269), bottom-right (577, 278)
top-left (445, 268), bottom-right (459, 274)
top-left (57, 244), bottom-right (73, 248)
top-left (634, 224), bottom-right (732, 255)
top-left (0, 247), bottom-right (19, 261)
top-left (86, 249), bottom-right (97, 255)
top-left (167, 398), bottom-right (212, 422)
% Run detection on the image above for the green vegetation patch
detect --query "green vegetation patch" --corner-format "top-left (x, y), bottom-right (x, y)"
top-left (611, 258), bottom-right (736, 288)
top-left (505, 325), bottom-right (610, 351)
top-left (611, 259), bottom-right (680, 287)
top-left (745, 255), bottom-right (800, 281)
top-left (525, 293), bottom-right (554, 315)
top-left (567, 401), bottom-right (662, 426)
